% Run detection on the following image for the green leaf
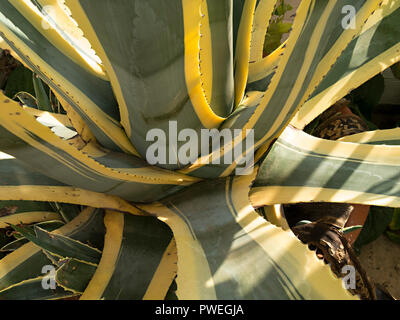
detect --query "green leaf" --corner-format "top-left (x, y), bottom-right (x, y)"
top-left (66, 0), bottom-right (229, 163)
top-left (0, 1), bottom-right (135, 154)
top-left (390, 62), bottom-right (400, 79)
top-left (0, 200), bottom-right (54, 214)
top-left (0, 276), bottom-right (76, 300)
top-left (0, 229), bottom-right (9, 252)
top-left (388, 208), bottom-right (400, 231)
top-left (263, 0), bottom-right (292, 56)
top-left (49, 203), bottom-right (81, 223)
top-left (42, 250), bottom-right (64, 267)
top-left (4, 65), bottom-right (34, 99)
top-left (264, 22), bottom-right (289, 56)
top-left (34, 220), bottom-right (65, 232)
top-left (250, 0), bottom-right (279, 63)
top-left (0, 94), bottom-right (194, 202)
top-left (274, 1), bottom-right (292, 16)
top-left (292, 2), bottom-right (400, 129)
top-left (139, 172), bottom-right (354, 299)
top-left (386, 230), bottom-right (400, 244)
top-left (81, 212), bottom-right (175, 300)
top-left (11, 224), bottom-right (102, 264)
top-left (13, 92), bottom-right (37, 108)
top-left (56, 258), bottom-right (97, 294)
top-left (342, 225), bottom-right (363, 235)
top-left (0, 207), bottom-right (104, 292)
top-left (252, 126), bottom-right (400, 209)
top-left (0, 238), bottom-right (29, 252)
top-left (32, 74), bottom-right (52, 112)
top-left (0, 243), bottom-right (53, 292)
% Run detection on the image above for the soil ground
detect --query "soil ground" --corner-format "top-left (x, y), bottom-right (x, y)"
top-left (359, 236), bottom-right (400, 298)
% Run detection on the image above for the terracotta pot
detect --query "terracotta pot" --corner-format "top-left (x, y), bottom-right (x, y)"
top-left (344, 204), bottom-right (370, 245)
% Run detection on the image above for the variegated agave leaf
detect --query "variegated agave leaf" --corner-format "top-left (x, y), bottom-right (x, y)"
top-left (0, 0), bottom-right (398, 300)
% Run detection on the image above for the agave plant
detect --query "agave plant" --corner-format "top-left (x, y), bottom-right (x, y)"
top-left (0, 0), bottom-right (398, 300)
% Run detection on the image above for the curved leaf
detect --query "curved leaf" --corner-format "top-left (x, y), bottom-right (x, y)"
top-left (0, 207), bottom-right (104, 291)
top-left (0, 93), bottom-right (198, 202)
top-left (81, 211), bottom-right (176, 300)
top-left (12, 225), bottom-right (102, 264)
top-left (65, 0), bottom-right (226, 165)
top-left (234, 0), bottom-right (257, 107)
top-left (0, 238), bottom-right (28, 252)
top-left (0, 1), bottom-right (137, 154)
top-left (339, 128), bottom-right (400, 145)
top-left (30, 0), bottom-right (107, 79)
top-left (0, 276), bottom-right (76, 300)
top-left (139, 170), bottom-right (354, 299)
top-left (56, 258), bottom-right (97, 294)
top-left (249, 0), bottom-right (279, 63)
top-left (0, 157), bottom-right (147, 215)
top-left (183, 0), bottom-right (380, 178)
top-left (247, 41), bottom-right (285, 91)
top-left (0, 211), bottom-right (61, 228)
top-left (292, 0), bottom-right (400, 129)
top-left (251, 126), bottom-right (400, 208)
top-left (200, 0), bottom-right (234, 117)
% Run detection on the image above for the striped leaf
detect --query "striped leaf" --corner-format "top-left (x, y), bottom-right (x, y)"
top-left (246, 0), bottom-right (282, 92)
top-left (200, 0), bottom-right (234, 117)
top-left (251, 126), bottom-right (400, 208)
top-left (292, 0), bottom-right (400, 129)
top-left (234, 0), bottom-right (257, 106)
top-left (0, 238), bottom-right (28, 252)
top-left (65, 0), bottom-right (230, 166)
top-left (34, 220), bottom-right (65, 232)
top-left (0, 1), bottom-right (137, 154)
top-left (247, 41), bottom-right (285, 91)
top-left (0, 211), bottom-right (61, 229)
top-left (0, 199), bottom-right (53, 215)
top-left (339, 128), bottom-right (400, 146)
top-left (249, 0), bottom-right (279, 63)
top-left (30, 0), bottom-right (107, 79)
top-left (0, 207), bottom-right (104, 291)
top-left (0, 276), bottom-right (76, 300)
top-left (81, 211), bottom-right (176, 300)
top-left (0, 93), bottom-right (198, 202)
top-left (12, 224), bottom-right (102, 264)
top-left (0, 156), bottom-right (146, 215)
top-left (0, 0), bottom-right (399, 302)
top-left (183, 0), bottom-right (382, 178)
top-left (139, 170), bottom-right (354, 299)
top-left (56, 258), bottom-right (97, 294)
